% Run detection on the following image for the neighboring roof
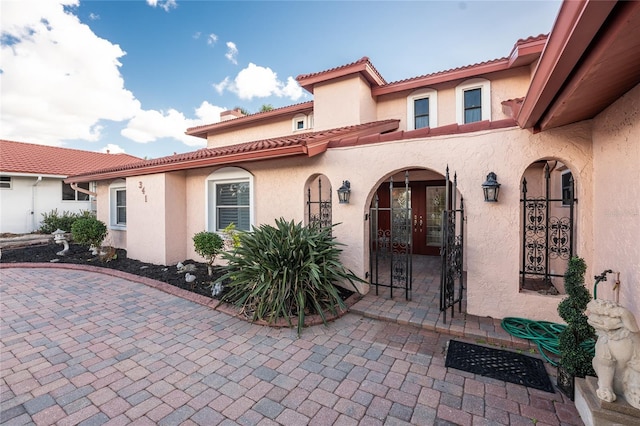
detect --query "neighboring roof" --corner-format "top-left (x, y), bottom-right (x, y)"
top-left (0, 140), bottom-right (142, 177)
top-left (296, 57), bottom-right (387, 94)
top-left (518, 0), bottom-right (640, 131)
top-left (67, 120), bottom-right (400, 183)
top-left (186, 101), bottom-right (314, 139)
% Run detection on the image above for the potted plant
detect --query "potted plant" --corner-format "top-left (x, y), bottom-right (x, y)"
top-left (556, 256), bottom-right (596, 399)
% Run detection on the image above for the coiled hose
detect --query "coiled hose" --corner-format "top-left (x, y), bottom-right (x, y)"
top-left (500, 317), bottom-right (595, 366)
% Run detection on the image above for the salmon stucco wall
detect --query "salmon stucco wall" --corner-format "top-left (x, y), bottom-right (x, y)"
top-left (591, 83), bottom-right (640, 321)
top-left (313, 75), bottom-right (377, 131)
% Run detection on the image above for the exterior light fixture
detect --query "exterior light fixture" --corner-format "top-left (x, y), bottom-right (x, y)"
top-left (482, 172), bottom-right (501, 202)
top-left (337, 180), bottom-right (351, 204)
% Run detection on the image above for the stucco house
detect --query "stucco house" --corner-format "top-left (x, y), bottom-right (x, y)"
top-left (0, 140), bottom-right (141, 234)
top-left (66, 0), bottom-right (639, 324)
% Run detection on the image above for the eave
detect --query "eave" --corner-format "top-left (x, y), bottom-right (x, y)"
top-left (67, 120), bottom-right (400, 184)
top-left (518, 0), bottom-right (640, 131)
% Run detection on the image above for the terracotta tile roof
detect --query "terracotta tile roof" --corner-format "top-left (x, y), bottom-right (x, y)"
top-left (0, 140), bottom-right (142, 177)
top-left (186, 101), bottom-right (314, 138)
top-left (67, 120), bottom-right (401, 183)
top-left (296, 57), bottom-right (387, 93)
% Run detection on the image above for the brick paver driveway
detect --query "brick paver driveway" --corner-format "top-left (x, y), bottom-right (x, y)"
top-left (1, 268), bottom-right (582, 425)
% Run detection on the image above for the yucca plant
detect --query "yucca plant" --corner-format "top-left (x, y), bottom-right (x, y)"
top-left (215, 218), bottom-right (362, 335)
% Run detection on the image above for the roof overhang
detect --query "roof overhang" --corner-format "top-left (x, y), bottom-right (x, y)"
top-left (518, 0), bottom-right (640, 131)
top-left (186, 101), bottom-right (314, 139)
top-left (67, 120), bottom-right (400, 184)
top-left (296, 57), bottom-right (387, 94)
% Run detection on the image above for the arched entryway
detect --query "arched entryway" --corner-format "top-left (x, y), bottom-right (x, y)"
top-left (366, 167), bottom-right (465, 321)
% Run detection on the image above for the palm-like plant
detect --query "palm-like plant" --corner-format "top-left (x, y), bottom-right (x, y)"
top-left (215, 218), bottom-right (362, 335)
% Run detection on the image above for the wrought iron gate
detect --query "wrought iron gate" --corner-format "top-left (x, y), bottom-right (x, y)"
top-left (520, 163), bottom-right (575, 289)
top-left (369, 171), bottom-right (412, 300)
top-left (440, 167), bottom-right (465, 323)
top-left (307, 178), bottom-right (332, 229)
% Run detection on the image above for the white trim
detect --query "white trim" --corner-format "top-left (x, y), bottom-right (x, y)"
top-left (407, 88), bottom-right (438, 130)
top-left (109, 179), bottom-right (126, 230)
top-left (455, 78), bottom-right (491, 124)
top-left (205, 167), bottom-right (254, 232)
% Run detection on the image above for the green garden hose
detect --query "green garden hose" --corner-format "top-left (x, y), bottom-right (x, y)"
top-left (500, 317), bottom-right (595, 366)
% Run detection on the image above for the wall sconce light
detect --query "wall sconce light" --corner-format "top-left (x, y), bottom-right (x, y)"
top-left (482, 172), bottom-right (501, 202)
top-left (337, 180), bottom-right (351, 204)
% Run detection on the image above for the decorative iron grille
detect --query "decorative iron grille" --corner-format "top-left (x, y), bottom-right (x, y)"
top-left (307, 178), bottom-right (332, 230)
top-left (520, 163), bottom-right (576, 290)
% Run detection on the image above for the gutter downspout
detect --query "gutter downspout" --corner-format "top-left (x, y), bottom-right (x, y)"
top-left (70, 182), bottom-right (97, 197)
top-left (32, 176), bottom-right (42, 231)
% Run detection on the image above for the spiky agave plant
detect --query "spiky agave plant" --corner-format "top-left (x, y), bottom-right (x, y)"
top-left (214, 218), bottom-right (362, 335)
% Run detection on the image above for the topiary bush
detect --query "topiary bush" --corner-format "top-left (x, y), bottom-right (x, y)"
top-left (215, 218), bottom-right (363, 336)
top-left (557, 256), bottom-right (596, 378)
top-left (193, 231), bottom-right (224, 276)
top-left (71, 216), bottom-right (108, 251)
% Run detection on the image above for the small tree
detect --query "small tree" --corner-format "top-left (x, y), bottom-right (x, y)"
top-left (193, 231), bottom-right (224, 276)
top-left (557, 257), bottom-right (596, 378)
top-left (71, 216), bottom-right (107, 252)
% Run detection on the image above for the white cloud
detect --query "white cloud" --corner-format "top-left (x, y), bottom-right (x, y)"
top-left (89, 13), bottom-right (100, 20)
top-left (100, 143), bottom-right (126, 154)
top-left (121, 101), bottom-right (224, 147)
top-left (225, 41), bottom-right (238, 64)
top-left (146, 0), bottom-right (177, 12)
top-left (193, 31), bottom-right (201, 39)
top-left (214, 63), bottom-right (306, 101)
top-left (0, 0), bottom-right (141, 146)
top-left (208, 33), bottom-right (218, 45)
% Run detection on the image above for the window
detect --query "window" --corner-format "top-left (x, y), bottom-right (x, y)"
top-left (62, 182), bottom-right (90, 201)
top-left (407, 89), bottom-right (437, 130)
top-left (562, 171), bottom-right (574, 206)
top-left (0, 176), bottom-right (11, 189)
top-left (207, 167), bottom-right (253, 232)
top-left (464, 88), bottom-right (482, 123)
top-left (109, 180), bottom-right (126, 228)
top-left (455, 78), bottom-right (491, 124)
top-left (292, 113), bottom-right (308, 132)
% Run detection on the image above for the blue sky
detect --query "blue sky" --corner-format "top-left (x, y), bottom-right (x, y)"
top-left (1, 0), bottom-right (562, 159)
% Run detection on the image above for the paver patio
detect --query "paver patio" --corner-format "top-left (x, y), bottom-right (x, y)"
top-left (1, 267), bottom-right (583, 425)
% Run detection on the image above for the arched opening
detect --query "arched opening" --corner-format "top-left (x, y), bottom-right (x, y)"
top-left (366, 167), bottom-right (464, 318)
top-left (304, 174), bottom-right (332, 229)
top-left (520, 160), bottom-right (576, 295)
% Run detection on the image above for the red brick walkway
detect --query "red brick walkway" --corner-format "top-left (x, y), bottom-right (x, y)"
top-left (1, 267), bottom-right (583, 425)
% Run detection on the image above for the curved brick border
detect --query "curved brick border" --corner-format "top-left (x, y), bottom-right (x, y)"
top-left (0, 262), bottom-right (362, 330)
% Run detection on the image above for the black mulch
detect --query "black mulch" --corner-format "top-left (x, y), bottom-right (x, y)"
top-left (445, 339), bottom-right (555, 393)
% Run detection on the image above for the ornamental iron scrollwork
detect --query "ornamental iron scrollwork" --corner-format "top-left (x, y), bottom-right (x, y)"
top-left (307, 178), bottom-right (332, 231)
top-left (440, 166), bottom-right (465, 323)
top-left (369, 171), bottom-right (412, 300)
top-left (520, 163), bottom-right (576, 290)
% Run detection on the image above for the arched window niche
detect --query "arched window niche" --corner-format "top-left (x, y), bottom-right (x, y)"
top-left (206, 167), bottom-right (254, 232)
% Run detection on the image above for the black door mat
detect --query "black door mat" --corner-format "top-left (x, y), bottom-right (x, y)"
top-left (445, 340), bottom-right (554, 393)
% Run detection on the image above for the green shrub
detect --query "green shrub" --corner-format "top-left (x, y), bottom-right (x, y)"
top-left (193, 231), bottom-right (224, 276)
top-left (557, 257), bottom-right (596, 377)
top-left (71, 216), bottom-right (108, 249)
top-left (215, 218), bottom-right (363, 336)
top-left (39, 209), bottom-right (87, 234)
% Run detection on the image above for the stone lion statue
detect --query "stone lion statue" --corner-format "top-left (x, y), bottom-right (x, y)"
top-left (586, 298), bottom-right (640, 409)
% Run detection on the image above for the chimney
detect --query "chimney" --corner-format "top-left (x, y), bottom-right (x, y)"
top-left (220, 108), bottom-right (246, 122)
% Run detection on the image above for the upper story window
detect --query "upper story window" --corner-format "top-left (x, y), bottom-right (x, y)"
top-left (455, 78), bottom-right (491, 124)
top-left (109, 180), bottom-right (126, 229)
top-left (0, 176), bottom-right (11, 189)
top-left (62, 182), bottom-right (90, 201)
top-left (407, 89), bottom-right (438, 130)
top-left (292, 113), bottom-right (313, 132)
top-left (207, 167), bottom-right (254, 232)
